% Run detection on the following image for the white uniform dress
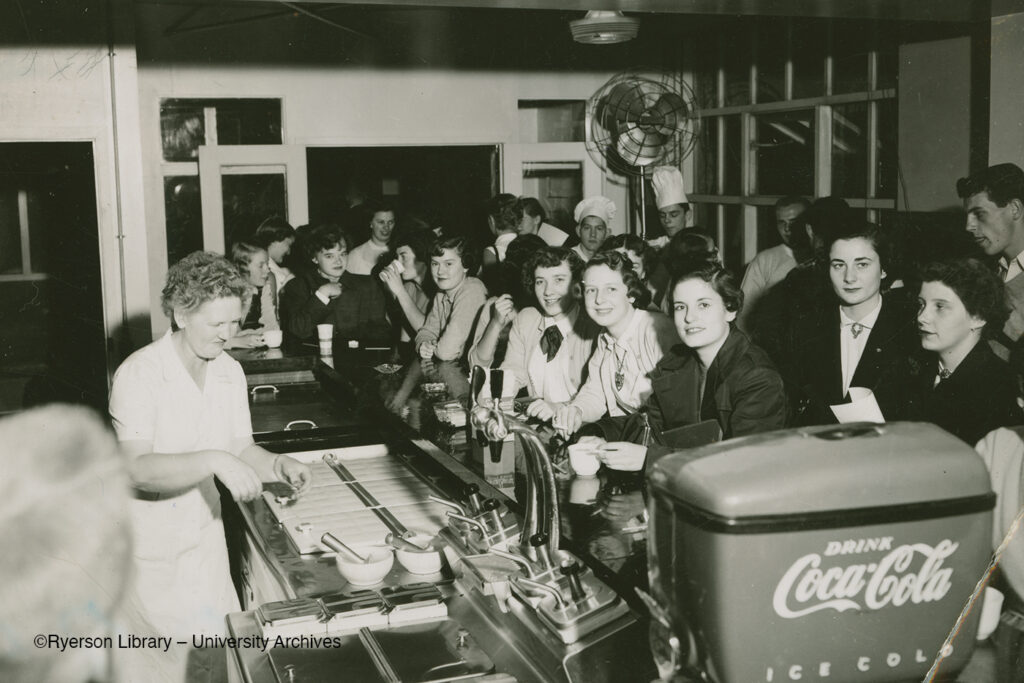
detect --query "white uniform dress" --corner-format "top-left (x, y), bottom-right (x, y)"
top-left (108, 330), bottom-right (251, 683)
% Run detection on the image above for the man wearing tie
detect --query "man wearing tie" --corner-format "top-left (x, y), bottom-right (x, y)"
top-left (487, 247), bottom-right (599, 421)
top-left (957, 163), bottom-right (1024, 360)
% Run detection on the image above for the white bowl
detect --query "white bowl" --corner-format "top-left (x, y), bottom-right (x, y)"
top-left (335, 547), bottom-right (394, 585)
top-left (394, 533), bottom-right (444, 575)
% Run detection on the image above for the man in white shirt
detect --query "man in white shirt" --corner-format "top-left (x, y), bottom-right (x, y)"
top-left (346, 201), bottom-right (396, 275)
top-left (515, 196), bottom-right (569, 247)
top-left (650, 166), bottom-right (690, 245)
top-left (738, 195), bottom-right (810, 330)
top-left (957, 163), bottom-right (1024, 359)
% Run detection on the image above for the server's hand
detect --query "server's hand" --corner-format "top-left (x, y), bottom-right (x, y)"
top-left (211, 452), bottom-right (263, 502)
top-left (274, 455), bottom-right (312, 494)
top-left (597, 442), bottom-right (647, 471)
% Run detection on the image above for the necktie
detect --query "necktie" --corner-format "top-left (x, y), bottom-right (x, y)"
top-left (539, 325), bottom-right (563, 362)
top-left (848, 321), bottom-right (868, 339)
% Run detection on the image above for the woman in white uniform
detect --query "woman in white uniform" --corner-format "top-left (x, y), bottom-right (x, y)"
top-left (108, 251), bottom-right (311, 683)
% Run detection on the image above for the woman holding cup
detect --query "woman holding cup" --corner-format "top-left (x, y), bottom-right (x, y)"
top-left (226, 241), bottom-right (280, 349)
top-left (379, 229), bottom-right (436, 342)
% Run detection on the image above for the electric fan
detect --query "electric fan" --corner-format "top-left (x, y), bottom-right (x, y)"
top-left (585, 70), bottom-right (701, 238)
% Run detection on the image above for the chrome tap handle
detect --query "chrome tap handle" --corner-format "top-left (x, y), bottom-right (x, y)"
top-left (447, 512), bottom-right (489, 542)
top-left (514, 577), bottom-right (565, 610)
top-left (530, 533), bottom-right (554, 572)
top-left (560, 559), bottom-right (587, 603)
top-left (489, 548), bottom-right (535, 577)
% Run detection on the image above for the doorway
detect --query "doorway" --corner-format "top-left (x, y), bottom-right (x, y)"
top-left (0, 142), bottom-right (107, 413)
top-left (306, 145), bottom-right (498, 243)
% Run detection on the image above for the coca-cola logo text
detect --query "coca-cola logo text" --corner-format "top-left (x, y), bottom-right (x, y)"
top-left (772, 539), bottom-right (958, 618)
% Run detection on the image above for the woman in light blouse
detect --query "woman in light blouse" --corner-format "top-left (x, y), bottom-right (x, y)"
top-left (554, 251), bottom-right (680, 436)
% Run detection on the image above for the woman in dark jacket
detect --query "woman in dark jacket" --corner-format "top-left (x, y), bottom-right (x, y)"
top-left (907, 258), bottom-right (1023, 445)
top-left (279, 223), bottom-right (392, 347)
top-left (590, 263), bottom-right (788, 471)
top-left (785, 221), bottom-right (919, 426)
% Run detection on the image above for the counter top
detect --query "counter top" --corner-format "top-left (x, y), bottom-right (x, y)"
top-left (231, 343), bottom-right (1016, 682)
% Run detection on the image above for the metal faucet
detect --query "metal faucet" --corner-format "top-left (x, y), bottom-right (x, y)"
top-left (469, 365), bottom-right (561, 564)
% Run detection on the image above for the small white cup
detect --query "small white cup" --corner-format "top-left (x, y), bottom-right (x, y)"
top-left (317, 324), bottom-right (333, 355)
top-left (568, 443), bottom-right (600, 477)
top-left (263, 330), bottom-right (283, 348)
top-left (569, 476), bottom-right (601, 504)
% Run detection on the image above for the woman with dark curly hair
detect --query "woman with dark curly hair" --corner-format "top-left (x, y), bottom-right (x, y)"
top-left (584, 263), bottom-right (787, 471)
top-left (108, 251), bottom-right (311, 682)
top-left (554, 251), bottom-right (680, 436)
top-left (908, 258), bottom-right (1023, 444)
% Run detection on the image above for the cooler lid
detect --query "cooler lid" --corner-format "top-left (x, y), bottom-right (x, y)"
top-left (648, 422), bottom-right (993, 523)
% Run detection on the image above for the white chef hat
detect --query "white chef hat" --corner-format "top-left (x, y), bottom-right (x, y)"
top-left (573, 196), bottom-right (616, 226)
top-left (652, 166), bottom-right (688, 209)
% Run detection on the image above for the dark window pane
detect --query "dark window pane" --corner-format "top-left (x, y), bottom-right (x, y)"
top-left (215, 99), bottom-right (283, 146)
top-left (164, 176), bottom-right (202, 267)
top-left (221, 174), bottom-right (286, 250)
top-left (160, 98), bottom-right (282, 161)
top-left (792, 21), bottom-right (827, 99)
top-left (0, 188), bottom-right (22, 274)
top-left (723, 26), bottom-right (752, 106)
top-left (832, 25), bottom-right (870, 94)
top-left (694, 33), bottom-right (719, 108)
top-left (876, 99), bottom-right (897, 199)
top-left (26, 190), bottom-right (51, 274)
top-left (160, 102), bottom-right (205, 162)
top-left (756, 19), bottom-right (787, 104)
top-left (755, 109), bottom-right (815, 196)
top-left (696, 204), bottom-right (720, 244)
top-left (723, 115), bottom-right (742, 196)
top-left (722, 204), bottom-right (744, 271)
top-left (695, 116), bottom-right (718, 195)
top-left (832, 102), bottom-right (869, 198)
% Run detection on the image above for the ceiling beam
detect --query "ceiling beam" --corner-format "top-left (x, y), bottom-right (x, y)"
top-left (173, 0), bottom-right (988, 22)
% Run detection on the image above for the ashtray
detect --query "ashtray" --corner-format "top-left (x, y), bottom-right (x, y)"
top-left (421, 382), bottom-right (446, 395)
top-left (374, 364), bottom-right (403, 374)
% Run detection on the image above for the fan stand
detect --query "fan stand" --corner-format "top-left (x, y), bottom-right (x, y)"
top-left (637, 166), bottom-right (648, 241)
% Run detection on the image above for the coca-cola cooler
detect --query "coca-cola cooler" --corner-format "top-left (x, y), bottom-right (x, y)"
top-left (646, 422), bottom-right (994, 683)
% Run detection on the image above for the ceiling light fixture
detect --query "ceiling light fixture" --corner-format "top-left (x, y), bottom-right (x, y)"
top-left (570, 11), bottom-right (639, 45)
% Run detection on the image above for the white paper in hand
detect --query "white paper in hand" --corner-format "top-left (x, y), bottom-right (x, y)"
top-left (830, 386), bottom-right (885, 423)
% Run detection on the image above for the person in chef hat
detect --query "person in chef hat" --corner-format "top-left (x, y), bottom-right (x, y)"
top-left (651, 165), bottom-right (690, 243)
top-left (572, 196), bottom-right (616, 262)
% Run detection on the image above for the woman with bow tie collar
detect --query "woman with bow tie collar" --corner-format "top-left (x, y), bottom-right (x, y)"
top-left (785, 221), bottom-right (919, 425)
top-left (907, 258), bottom-right (1023, 445)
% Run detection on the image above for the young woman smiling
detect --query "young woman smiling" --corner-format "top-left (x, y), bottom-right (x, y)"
top-left (907, 258), bottom-right (1022, 445)
top-left (554, 251), bottom-right (679, 437)
top-left (587, 263), bottom-right (787, 471)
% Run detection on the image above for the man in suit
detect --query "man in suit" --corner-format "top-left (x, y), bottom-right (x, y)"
top-left (956, 163), bottom-right (1024, 360)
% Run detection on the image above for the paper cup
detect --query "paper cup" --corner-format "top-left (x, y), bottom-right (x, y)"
top-left (568, 443), bottom-right (600, 477)
top-left (976, 587), bottom-right (1004, 640)
top-left (569, 476), bottom-right (601, 504)
top-left (316, 324), bottom-right (334, 341)
top-left (263, 330), bottom-right (283, 348)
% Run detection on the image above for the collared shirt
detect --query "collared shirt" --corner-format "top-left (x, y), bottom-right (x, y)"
top-left (570, 308), bottom-right (681, 422)
top-left (571, 244), bottom-right (593, 263)
top-left (538, 222), bottom-right (569, 247)
top-left (839, 299), bottom-right (883, 396)
top-left (526, 308), bottom-right (579, 403)
top-left (738, 244), bottom-right (797, 328)
top-left (1000, 253), bottom-right (1024, 283)
top-left (347, 240), bottom-right (390, 275)
top-left (268, 259), bottom-right (293, 296)
top-left (414, 276), bottom-right (489, 361)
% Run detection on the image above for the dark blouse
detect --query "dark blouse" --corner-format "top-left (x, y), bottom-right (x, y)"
top-left (905, 341), bottom-right (1023, 445)
top-left (279, 269), bottom-right (391, 346)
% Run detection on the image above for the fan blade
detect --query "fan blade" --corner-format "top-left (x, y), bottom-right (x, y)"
top-left (616, 124), bottom-right (668, 167)
top-left (604, 80), bottom-right (653, 125)
top-left (647, 93), bottom-right (689, 136)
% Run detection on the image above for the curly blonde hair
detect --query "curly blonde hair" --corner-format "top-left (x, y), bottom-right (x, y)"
top-left (161, 251), bottom-right (252, 326)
